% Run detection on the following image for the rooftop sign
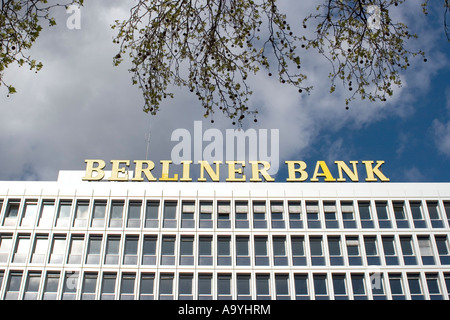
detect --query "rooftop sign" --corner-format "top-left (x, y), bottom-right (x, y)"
top-left (82, 159), bottom-right (390, 183)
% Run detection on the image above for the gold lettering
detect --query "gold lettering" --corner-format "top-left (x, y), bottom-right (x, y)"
top-left (180, 160), bottom-right (193, 182)
top-left (132, 160), bottom-right (157, 181)
top-left (285, 161), bottom-right (308, 182)
top-left (198, 161), bottom-right (221, 181)
top-left (160, 160), bottom-right (178, 181)
top-left (335, 161), bottom-right (359, 182)
top-left (82, 159), bottom-right (106, 181)
top-left (109, 160), bottom-right (130, 181)
top-left (249, 161), bottom-right (275, 182)
top-left (226, 161), bottom-right (246, 182)
top-left (362, 160), bottom-right (390, 182)
top-left (311, 161), bottom-right (336, 182)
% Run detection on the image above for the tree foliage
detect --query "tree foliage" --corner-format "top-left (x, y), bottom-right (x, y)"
top-left (1, 1), bottom-right (448, 125)
top-left (112, 0), bottom-right (447, 124)
top-left (0, 0), bottom-right (83, 95)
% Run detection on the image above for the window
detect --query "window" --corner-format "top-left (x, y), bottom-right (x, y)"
top-left (178, 274), bottom-right (193, 300)
top-left (181, 201), bottom-right (195, 228)
top-left (294, 274), bottom-right (309, 300)
top-left (142, 236), bottom-right (157, 265)
top-left (275, 274), bottom-right (290, 300)
top-left (86, 235), bottom-right (102, 265)
top-left (407, 274), bottom-right (424, 300)
top-left (341, 201), bottom-right (356, 229)
top-left (109, 200), bottom-right (125, 228)
top-left (55, 200), bottom-right (72, 228)
top-left (198, 274), bottom-right (213, 300)
top-left (217, 201), bottom-right (231, 229)
top-left (332, 274), bottom-right (348, 300)
top-left (393, 201), bottom-right (409, 228)
top-left (0, 233), bottom-right (13, 263)
top-left (270, 201), bottom-right (285, 228)
top-left (346, 236), bottom-right (362, 266)
top-left (31, 235), bottom-right (49, 264)
top-left (42, 272), bottom-right (60, 300)
top-left (73, 200), bottom-right (89, 228)
top-left (389, 274), bottom-right (405, 300)
top-left (67, 235), bottom-right (85, 264)
top-left (351, 274), bottom-right (367, 299)
top-left (288, 201), bottom-right (302, 228)
top-left (235, 201), bottom-right (249, 229)
top-left (91, 200), bottom-right (107, 227)
top-left (236, 236), bottom-right (250, 266)
top-left (273, 236), bottom-right (288, 266)
top-left (418, 236), bottom-right (435, 265)
top-left (328, 236), bottom-right (344, 266)
top-left (410, 201), bottom-right (427, 228)
top-left (161, 236), bottom-right (175, 265)
top-left (49, 235), bottom-right (67, 264)
top-left (382, 236), bottom-right (399, 265)
top-left (444, 201), bottom-right (450, 226)
top-left (139, 273), bottom-right (155, 300)
top-left (145, 201), bottom-right (159, 228)
top-left (435, 235), bottom-right (450, 265)
top-left (426, 273), bottom-right (443, 300)
top-left (358, 201), bottom-right (374, 228)
top-left (313, 274), bottom-right (328, 300)
top-left (127, 201), bottom-right (142, 228)
top-left (426, 201), bottom-right (443, 228)
top-left (400, 236), bottom-right (417, 265)
top-left (217, 274), bottom-right (232, 300)
top-left (62, 271), bottom-right (79, 300)
top-left (217, 236), bottom-right (231, 266)
top-left (253, 201), bottom-right (267, 229)
top-left (159, 274), bottom-right (174, 300)
top-left (180, 236), bottom-right (194, 266)
top-left (123, 235), bottom-right (139, 265)
top-left (310, 236), bottom-right (325, 266)
top-left (199, 236), bottom-right (213, 266)
top-left (324, 201), bottom-right (338, 229)
top-left (375, 201), bottom-right (391, 228)
top-left (81, 273), bottom-right (98, 300)
top-left (291, 236), bottom-right (306, 266)
top-left (3, 200), bottom-right (20, 227)
top-left (104, 235), bottom-right (121, 265)
top-left (306, 201), bottom-right (321, 229)
top-left (237, 274), bottom-right (251, 299)
top-left (120, 273), bottom-right (136, 300)
top-left (38, 200), bottom-right (55, 228)
top-left (20, 200), bottom-right (38, 227)
top-left (256, 274), bottom-right (270, 300)
top-left (23, 272), bottom-right (41, 300)
top-left (254, 236), bottom-right (269, 266)
top-left (364, 236), bottom-right (380, 265)
top-left (444, 273), bottom-right (450, 299)
top-left (13, 234), bottom-right (31, 263)
top-left (199, 201), bottom-right (213, 229)
top-left (100, 273), bottom-right (117, 300)
top-left (4, 271), bottom-right (23, 300)
top-left (163, 201), bottom-right (177, 228)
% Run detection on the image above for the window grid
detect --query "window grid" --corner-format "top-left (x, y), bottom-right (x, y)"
top-left (0, 196), bottom-right (449, 300)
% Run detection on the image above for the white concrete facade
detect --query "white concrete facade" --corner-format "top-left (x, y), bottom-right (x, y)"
top-left (0, 171), bottom-right (449, 300)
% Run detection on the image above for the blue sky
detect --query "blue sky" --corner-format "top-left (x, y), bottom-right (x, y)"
top-left (0, 1), bottom-right (448, 183)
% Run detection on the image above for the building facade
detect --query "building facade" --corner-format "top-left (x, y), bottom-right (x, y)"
top-left (0, 170), bottom-right (449, 300)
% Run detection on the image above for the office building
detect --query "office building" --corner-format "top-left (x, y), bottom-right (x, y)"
top-left (0, 170), bottom-right (449, 300)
